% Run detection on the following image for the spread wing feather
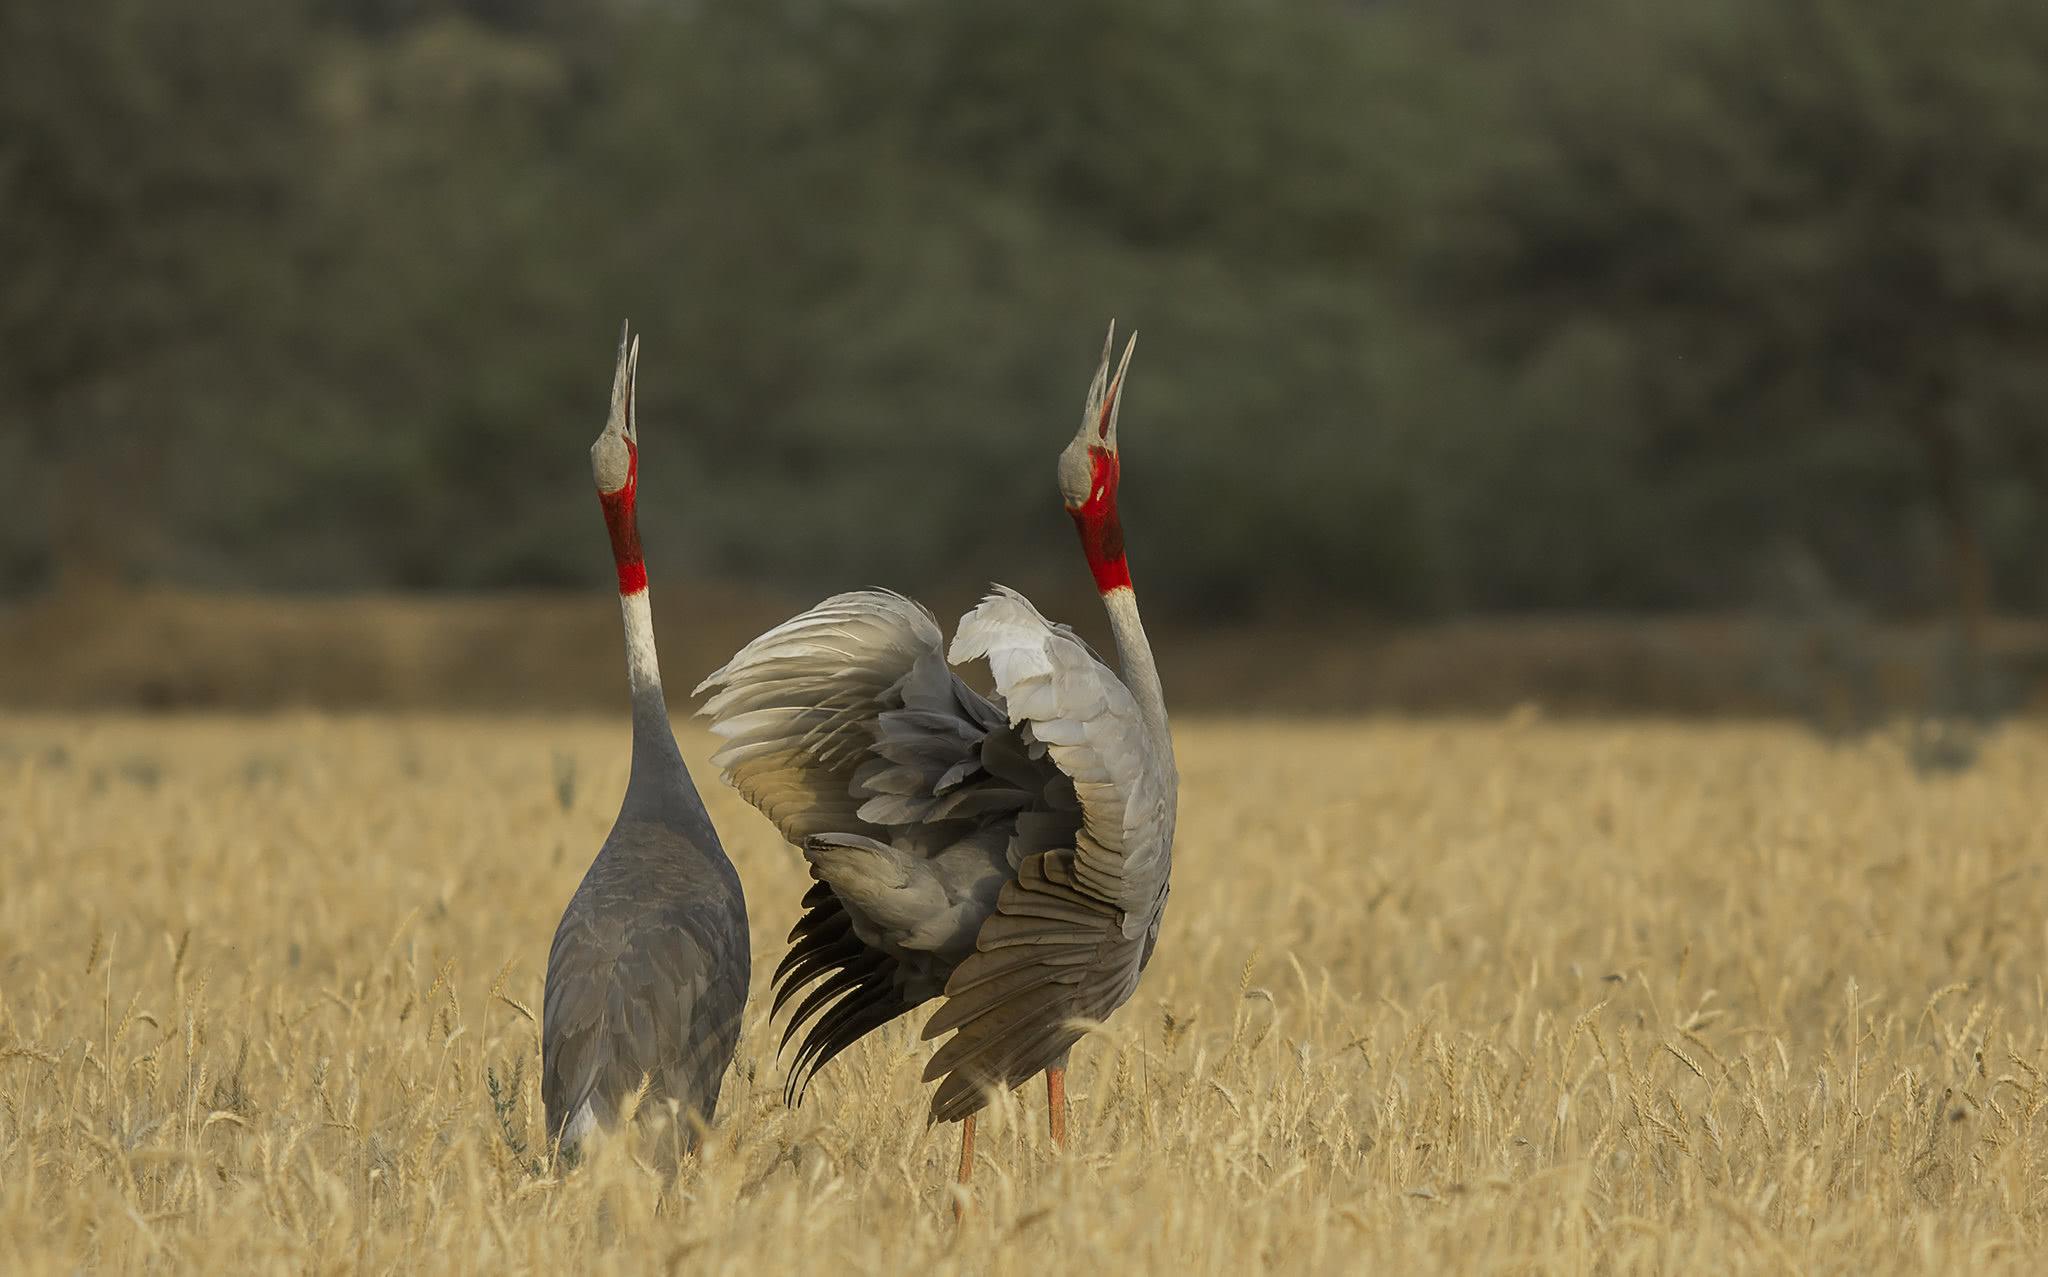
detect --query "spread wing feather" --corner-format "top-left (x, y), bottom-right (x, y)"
top-left (697, 591), bottom-right (1058, 1106)
top-left (919, 588), bottom-right (1173, 1121)
top-left (695, 591), bottom-right (948, 843)
top-left (697, 586), bottom-right (1172, 1123)
top-left (948, 587), bottom-right (1171, 930)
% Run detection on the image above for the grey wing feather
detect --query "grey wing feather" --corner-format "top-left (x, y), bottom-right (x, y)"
top-left (697, 591), bottom-right (1039, 1102)
top-left (770, 878), bottom-right (914, 1104)
top-left (694, 590), bottom-right (950, 843)
top-left (949, 586), bottom-right (1172, 930)
top-left (919, 586), bottom-right (1176, 1123)
top-left (541, 870), bottom-right (749, 1152)
top-left (920, 850), bottom-right (1150, 1123)
top-left (699, 586), bottom-right (1174, 1123)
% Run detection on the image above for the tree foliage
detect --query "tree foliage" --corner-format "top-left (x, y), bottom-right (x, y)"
top-left (2, 0), bottom-right (2043, 618)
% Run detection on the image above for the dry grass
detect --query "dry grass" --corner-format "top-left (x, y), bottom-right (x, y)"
top-left (2, 713), bottom-right (2046, 1274)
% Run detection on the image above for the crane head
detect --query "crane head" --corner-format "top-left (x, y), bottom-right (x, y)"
top-left (592, 323), bottom-right (647, 595)
top-left (1057, 320), bottom-right (1136, 513)
top-left (1060, 322), bottom-right (1136, 593)
top-left (591, 321), bottom-right (640, 496)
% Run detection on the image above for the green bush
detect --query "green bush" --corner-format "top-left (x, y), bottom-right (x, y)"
top-left (2, 0), bottom-right (2043, 618)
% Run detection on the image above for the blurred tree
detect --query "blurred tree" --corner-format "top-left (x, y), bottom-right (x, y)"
top-left (0, 0), bottom-right (318, 589)
top-left (1433, 0), bottom-right (2048, 630)
top-left (1, 0), bottom-right (2044, 624)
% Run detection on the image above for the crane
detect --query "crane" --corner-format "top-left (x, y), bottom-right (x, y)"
top-left (695, 323), bottom-right (1175, 1208)
top-left (541, 326), bottom-right (751, 1164)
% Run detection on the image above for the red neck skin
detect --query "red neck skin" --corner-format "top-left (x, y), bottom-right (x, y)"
top-left (1068, 446), bottom-right (1132, 594)
top-left (597, 438), bottom-right (648, 596)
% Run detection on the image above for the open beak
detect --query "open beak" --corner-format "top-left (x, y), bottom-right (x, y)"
top-left (1080, 320), bottom-right (1137, 452)
top-left (607, 321), bottom-right (640, 444)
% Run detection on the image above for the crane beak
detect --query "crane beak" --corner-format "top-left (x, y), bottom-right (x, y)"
top-left (1079, 320), bottom-right (1137, 454)
top-left (607, 321), bottom-right (640, 444)
top-left (591, 322), bottom-right (641, 493)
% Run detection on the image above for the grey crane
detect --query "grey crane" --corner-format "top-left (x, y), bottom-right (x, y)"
top-left (694, 324), bottom-right (1175, 1204)
top-left (541, 327), bottom-right (751, 1163)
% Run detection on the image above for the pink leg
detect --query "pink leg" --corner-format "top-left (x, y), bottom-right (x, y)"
top-left (1046, 1065), bottom-right (1067, 1150)
top-left (952, 1114), bottom-right (976, 1223)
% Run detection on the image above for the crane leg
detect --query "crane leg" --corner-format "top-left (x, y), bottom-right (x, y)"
top-left (952, 1114), bottom-right (976, 1224)
top-left (1046, 1065), bottom-right (1067, 1150)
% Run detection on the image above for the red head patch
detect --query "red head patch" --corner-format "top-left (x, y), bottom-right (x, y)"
top-left (1067, 446), bottom-right (1131, 593)
top-left (597, 438), bottom-right (647, 596)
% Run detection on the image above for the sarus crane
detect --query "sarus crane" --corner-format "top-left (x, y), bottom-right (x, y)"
top-left (695, 323), bottom-right (1176, 1207)
top-left (541, 327), bottom-right (751, 1162)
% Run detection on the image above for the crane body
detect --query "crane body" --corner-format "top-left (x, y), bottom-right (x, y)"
top-left (542, 329), bottom-right (751, 1160)
top-left (697, 326), bottom-right (1173, 1203)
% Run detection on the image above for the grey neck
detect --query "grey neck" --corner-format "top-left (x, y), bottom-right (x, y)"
top-left (1100, 586), bottom-right (1173, 764)
top-left (617, 589), bottom-right (711, 826)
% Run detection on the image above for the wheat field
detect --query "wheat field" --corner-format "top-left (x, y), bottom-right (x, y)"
top-left (2, 713), bottom-right (2045, 1274)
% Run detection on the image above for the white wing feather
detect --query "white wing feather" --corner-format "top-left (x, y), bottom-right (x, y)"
top-left (950, 585), bottom-right (1169, 932)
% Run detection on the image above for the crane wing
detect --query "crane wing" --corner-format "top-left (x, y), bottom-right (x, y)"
top-left (696, 590), bottom-right (1053, 1102)
top-left (947, 585), bottom-right (1170, 929)
top-left (919, 848), bottom-right (1153, 1122)
top-left (921, 586), bottom-right (1175, 1122)
top-left (694, 590), bottom-right (966, 843)
top-left (541, 880), bottom-right (745, 1152)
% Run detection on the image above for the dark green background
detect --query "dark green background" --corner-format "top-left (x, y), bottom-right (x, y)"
top-left (6, 0), bottom-right (2045, 627)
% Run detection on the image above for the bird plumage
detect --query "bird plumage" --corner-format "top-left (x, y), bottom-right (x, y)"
top-left (695, 321), bottom-right (1171, 1172)
top-left (540, 326), bottom-right (750, 1159)
top-left (698, 321), bottom-right (1171, 1221)
top-left (697, 579), bottom-right (1175, 1121)
top-left (542, 819), bottom-right (748, 1148)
